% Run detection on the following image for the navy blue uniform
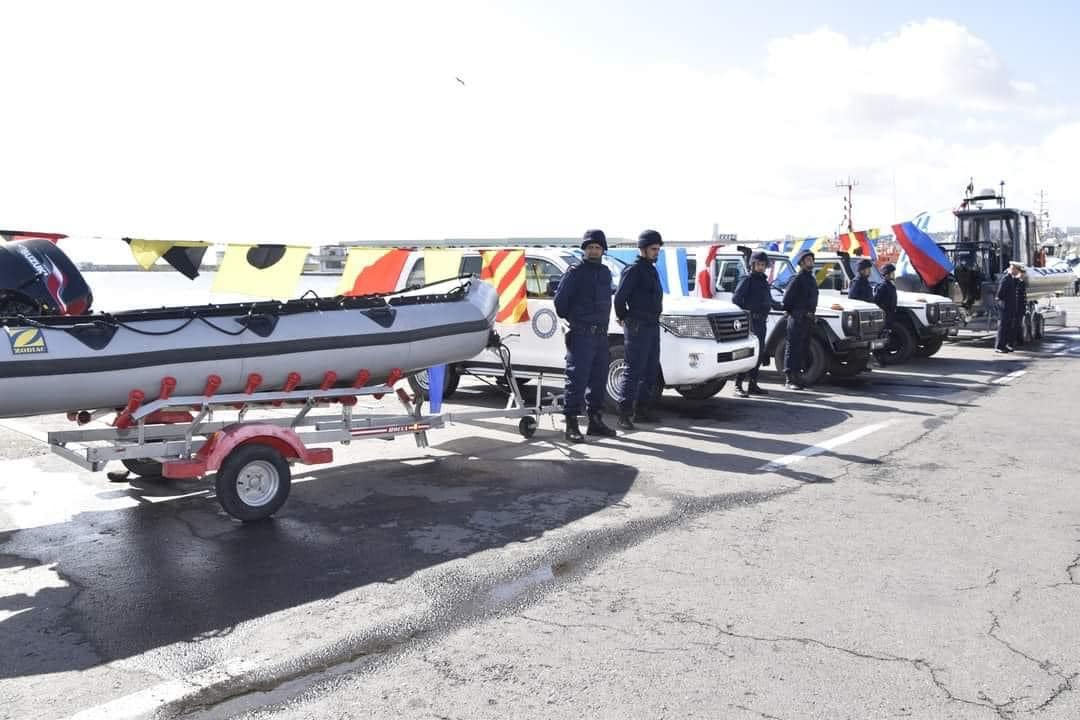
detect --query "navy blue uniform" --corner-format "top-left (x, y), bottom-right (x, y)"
top-left (732, 271), bottom-right (775, 384)
top-left (782, 269), bottom-right (819, 375)
top-left (848, 275), bottom-right (874, 303)
top-left (873, 280), bottom-right (898, 323)
top-left (554, 258), bottom-right (613, 416)
top-left (1013, 277), bottom-right (1028, 346)
top-left (995, 273), bottom-right (1019, 351)
top-left (614, 257), bottom-right (663, 413)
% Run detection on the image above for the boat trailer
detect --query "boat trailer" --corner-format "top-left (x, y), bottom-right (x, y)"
top-left (45, 346), bottom-right (564, 522)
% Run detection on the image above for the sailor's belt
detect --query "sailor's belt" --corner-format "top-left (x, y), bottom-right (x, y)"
top-left (572, 324), bottom-right (609, 335)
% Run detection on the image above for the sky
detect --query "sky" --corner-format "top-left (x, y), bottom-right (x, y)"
top-left (1, 0), bottom-right (1077, 253)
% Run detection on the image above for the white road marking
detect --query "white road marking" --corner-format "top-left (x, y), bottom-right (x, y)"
top-left (65, 657), bottom-right (262, 720)
top-left (991, 370), bottom-right (1026, 385)
top-left (757, 421), bottom-right (896, 471)
top-left (0, 418), bottom-right (49, 443)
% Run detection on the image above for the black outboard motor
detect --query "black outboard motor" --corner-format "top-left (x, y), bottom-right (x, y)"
top-left (0, 239), bottom-right (93, 316)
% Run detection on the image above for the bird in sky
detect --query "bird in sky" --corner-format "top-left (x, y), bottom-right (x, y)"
top-left (455, 76), bottom-right (466, 86)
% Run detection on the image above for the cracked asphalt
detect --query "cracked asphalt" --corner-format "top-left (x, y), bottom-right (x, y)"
top-left (1, 304), bottom-right (1078, 720)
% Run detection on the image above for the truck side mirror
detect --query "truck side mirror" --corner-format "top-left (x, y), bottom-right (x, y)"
top-left (546, 277), bottom-right (561, 297)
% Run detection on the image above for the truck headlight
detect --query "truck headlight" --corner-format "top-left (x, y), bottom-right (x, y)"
top-left (841, 311), bottom-right (856, 336)
top-left (659, 314), bottom-right (714, 340)
top-left (927, 304), bottom-right (941, 324)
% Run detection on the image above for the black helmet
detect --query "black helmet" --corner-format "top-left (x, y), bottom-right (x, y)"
top-left (637, 229), bottom-right (663, 249)
top-left (881, 263), bottom-right (897, 275)
top-left (857, 258), bottom-right (873, 271)
top-left (793, 249), bottom-right (815, 265)
top-left (749, 250), bottom-right (769, 265)
top-left (581, 229), bottom-right (607, 251)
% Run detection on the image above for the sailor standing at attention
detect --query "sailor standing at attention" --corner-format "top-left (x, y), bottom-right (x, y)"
top-left (554, 229), bottom-right (617, 443)
top-left (994, 261), bottom-right (1023, 354)
top-left (781, 249), bottom-right (819, 390)
top-left (731, 250), bottom-right (778, 397)
top-left (613, 230), bottom-right (665, 429)
top-left (1013, 265), bottom-right (1028, 347)
top-left (848, 258), bottom-right (875, 302)
top-left (871, 263), bottom-right (899, 366)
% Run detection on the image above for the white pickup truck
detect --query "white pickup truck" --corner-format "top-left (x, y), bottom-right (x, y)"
top-left (693, 246), bottom-right (887, 385)
top-left (395, 246), bottom-right (760, 408)
top-left (812, 252), bottom-right (962, 363)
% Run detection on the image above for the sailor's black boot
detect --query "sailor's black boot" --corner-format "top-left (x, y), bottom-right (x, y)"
top-left (748, 382), bottom-right (768, 396)
top-left (633, 403), bottom-right (659, 423)
top-left (586, 413), bottom-right (617, 437)
top-left (617, 413), bottom-right (636, 431)
top-left (564, 415), bottom-right (585, 443)
top-left (733, 379), bottom-right (750, 398)
top-left (784, 373), bottom-right (804, 390)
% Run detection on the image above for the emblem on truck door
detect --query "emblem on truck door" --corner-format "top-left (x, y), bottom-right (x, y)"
top-left (532, 308), bottom-right (559, 339)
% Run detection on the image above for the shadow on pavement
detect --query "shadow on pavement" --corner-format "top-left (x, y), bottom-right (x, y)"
top-left (0, 455), bottom-right (635, 679)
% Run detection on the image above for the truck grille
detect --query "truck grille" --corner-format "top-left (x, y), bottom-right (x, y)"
top-left (708, 312), bottom-right (751, 342)
top-left (856, 309), bottom-right (886, 338)
top-left (938, 302), bottom-right (962, 326)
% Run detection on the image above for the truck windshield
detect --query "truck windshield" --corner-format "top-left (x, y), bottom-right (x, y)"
top-left (843, 258), bottom-right (884, 284)
top-left (767, 255), bottom-right (797, 289)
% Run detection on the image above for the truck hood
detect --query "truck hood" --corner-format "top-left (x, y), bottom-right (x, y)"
top-left (817, 289), bottom-right (878, 313)
top-left (661, 294), bottom-right (743, 315)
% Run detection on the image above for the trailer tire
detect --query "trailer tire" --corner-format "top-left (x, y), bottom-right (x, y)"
top-left (518, 416), bottom-right (537, 439)
top-left (1034, 314), bottom-right (1045, 339)
top-left (877, 322), bottom-right (915, 365)
top-left (913, 336), bottom-right (945, 358)
top-left (773, 336), bottom-right (828, 386)
top-left (215, 444), bottom-right (292, 522)
top-left (407, 367), bottom-right (460, 401)
top-left (122, 458), bottom-right (164, 478)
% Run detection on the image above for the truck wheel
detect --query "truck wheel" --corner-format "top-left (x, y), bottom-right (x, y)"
top-left (122, 458), bottom-right (164, 477)
top-left (913, 336), bottom-right (945, 358)
top-left (604, 344), bottom-right (627, 412)
top-left (406, 367), bottom-right (460, 400)
top-left (675, 379), bottom-right (726, 400)
top-left (773, 336), bottom-right (828, 386)
top-left (215, 444), bottom-right (292, 522)
top-left (878, 323), bottom-right (915, 365)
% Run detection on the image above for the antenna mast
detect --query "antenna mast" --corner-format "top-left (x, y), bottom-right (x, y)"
top-left (836, 177), bottom-right (859, 232)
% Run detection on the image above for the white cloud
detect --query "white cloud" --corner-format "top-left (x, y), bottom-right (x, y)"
top-left (0, 5), bottom-right (1074, 249)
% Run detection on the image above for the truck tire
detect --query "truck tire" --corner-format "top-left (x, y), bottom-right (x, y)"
top-left (773, 336), bottom-right (828, 386)
top-left (675, 379), bottom-right (726, 400)
top-left (406, 366), bottom-right (460, 400)
top-left (878, 322), bottom-right (915, 365)
top-left (215, 444), bottom-right (292, 522)
top-left (604, 344), bottom-right (662, 412)
top-left (913, 336), bottom-right (945, 358)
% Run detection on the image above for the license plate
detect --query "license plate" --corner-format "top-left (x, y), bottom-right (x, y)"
top-left (732, 347), bottom-right (754, 360)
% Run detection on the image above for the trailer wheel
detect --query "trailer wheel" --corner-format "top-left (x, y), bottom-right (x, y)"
top-left (215, 444), bottom-right (292, 522)
top-left (518, 416), bottom-right (537, 439)
top-left (122, 458), bottom-right (164, 478)
top-left (1034, 314), bottom-right (1045, 339)
top-left (913, 336), bottom-right (945, 358)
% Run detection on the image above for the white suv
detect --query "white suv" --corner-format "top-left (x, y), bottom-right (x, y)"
top-left (396, 247), bottom-right (760, 407)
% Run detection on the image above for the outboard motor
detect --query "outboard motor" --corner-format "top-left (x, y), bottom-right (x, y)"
top-left (0, 239), bottom-right (93, 316)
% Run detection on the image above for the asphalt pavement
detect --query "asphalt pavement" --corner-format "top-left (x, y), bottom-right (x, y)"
top-left (1, 302), bottom-right (1078, 720)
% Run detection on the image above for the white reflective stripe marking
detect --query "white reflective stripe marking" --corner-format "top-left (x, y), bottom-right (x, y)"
top-left (991, 370), bottom-right (1026, 385)
top-left (758, 421), bottom-right (895, 471)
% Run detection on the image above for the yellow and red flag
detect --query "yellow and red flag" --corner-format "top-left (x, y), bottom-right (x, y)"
top-left (338, 248), bottom-right (411, 296)
top-left (839, 230), bottom-right (878, 260)
top-left (480, 249), bottom-right (529, 323)
top-left (213, 244), bottom-right (309, 297)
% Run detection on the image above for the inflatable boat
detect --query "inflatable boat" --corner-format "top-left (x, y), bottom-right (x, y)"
top-left (0, 240), bottom-right (498, 418)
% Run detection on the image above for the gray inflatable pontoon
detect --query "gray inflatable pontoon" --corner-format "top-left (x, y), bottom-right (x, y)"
top-left (0, 279), bottom-right (498, 418)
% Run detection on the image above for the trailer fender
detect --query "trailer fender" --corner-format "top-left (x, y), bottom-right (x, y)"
top-left (163, 424), bottom-right (333, 479)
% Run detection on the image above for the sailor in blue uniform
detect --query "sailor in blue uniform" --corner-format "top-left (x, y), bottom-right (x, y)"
top-left (554, 229), bottom-right (617, 442)
top-left (732, 250), bottom-right (778, 397)
top-left (613, 230), bottom-right (665, 429)
top-left (781, 249), bottom-right (819, 390)
top-left (994, 261), bottom-right (1023, 353)
top-left (1013, 265), bottom-right (1028, 347)
top-left (848, 258), bottom-right (875, 303)
top-left (871, 263), bottom-right (899, 365)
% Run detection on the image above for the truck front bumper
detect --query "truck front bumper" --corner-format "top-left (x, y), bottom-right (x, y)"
top-left (660, 335), bottom-right (759, 386)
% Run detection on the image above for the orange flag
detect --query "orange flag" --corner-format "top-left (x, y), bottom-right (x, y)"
top-left (480, 249), bottom-right (529, 323)
top-left (338, 248), bottom-right (411, 296)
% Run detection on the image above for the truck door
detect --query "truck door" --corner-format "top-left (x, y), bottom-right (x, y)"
top-left (513, 256), bottom-right (568, 370)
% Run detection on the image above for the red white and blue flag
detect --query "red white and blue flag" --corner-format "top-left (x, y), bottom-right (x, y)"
top-left (891, 222), bottom-right (954, 286)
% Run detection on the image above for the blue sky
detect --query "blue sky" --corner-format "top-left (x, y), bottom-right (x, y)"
top-left (0, 1), bottom-right (1076, 247)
